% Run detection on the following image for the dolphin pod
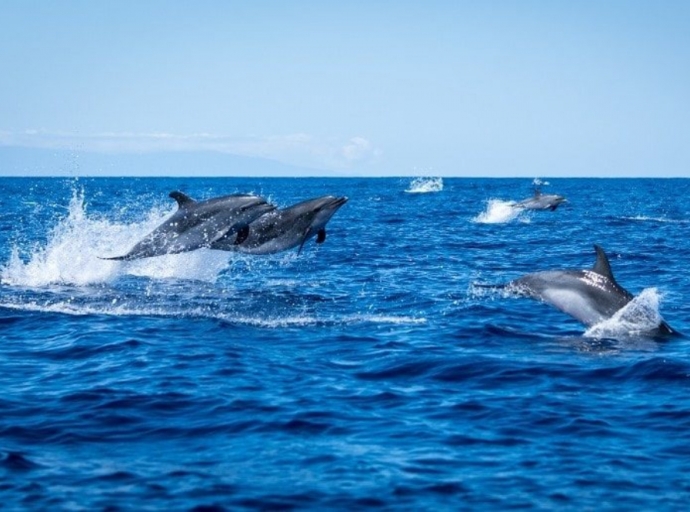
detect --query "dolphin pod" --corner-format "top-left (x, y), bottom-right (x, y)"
top-left (498, 245), bottom-right (674, 335)
top-left (103, 191), bottom-right (347, 260)
top-left (101, 185), bottom-right (676, 337)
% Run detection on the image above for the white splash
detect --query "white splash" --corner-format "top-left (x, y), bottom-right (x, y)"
top-left (585, 288), bottom-right (667, 338)
top-left (405, 177), bottom-right (443, 194)
top-left (472, 199), bottom-right (528, 224)
top-left (124, 249), bottom-right (231, 283)
top-left (0, 190), bottom-right (233, 287)
top-left (620, 216), bottom-right (690, 224)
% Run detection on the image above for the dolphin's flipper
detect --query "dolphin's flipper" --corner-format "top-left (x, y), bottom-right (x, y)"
top-left (234, 225), bottom-right (250, 245)
top-left (297, 229), bottom-right (311, 255)
top-left (316, 229), bottom-right (326, 244)
top-left (169, 191), bottom-right (195, 208)
top-left (592, 245), bottom-right (614, 280)
top-left (549, 205), bottom-right (558, 211)
top-left (211, 224), bottom-right (249, 246)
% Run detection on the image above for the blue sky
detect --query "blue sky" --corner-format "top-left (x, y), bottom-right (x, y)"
top-left (1, 1), bottom-right (689, 176)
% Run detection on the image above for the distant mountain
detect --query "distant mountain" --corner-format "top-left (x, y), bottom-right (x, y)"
top-left (0, 147), bottom-right (337, 177)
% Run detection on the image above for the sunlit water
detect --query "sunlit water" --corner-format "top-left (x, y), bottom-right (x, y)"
top-left (1, 177), bottom-right (690, 510)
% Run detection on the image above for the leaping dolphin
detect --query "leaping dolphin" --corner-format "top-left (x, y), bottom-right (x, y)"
top-left (211, 196), bottom-right (348, 255)
top-left (514, 189), bottom-right (567, 211)
top-left (488, 245), bottom-right (674, 335)
top-left (102, 191), bottom-right (275, 261)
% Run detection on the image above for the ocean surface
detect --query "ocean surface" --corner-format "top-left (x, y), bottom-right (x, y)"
top-left (1, 176), bottom-right (690, 511)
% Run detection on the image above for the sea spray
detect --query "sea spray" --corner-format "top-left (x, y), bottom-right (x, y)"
top-left (405, 177), bottom-right (443, 194)
top-left (585, 288), bottom-right (667, 338)
top-left (1, 191), bottom-right (124, 286)
top-left (0, 189), bottom-right (233, 287)
top-left (472, 199), bottom-right (528, 224)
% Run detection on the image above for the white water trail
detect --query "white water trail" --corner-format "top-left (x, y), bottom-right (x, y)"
top-left (585, 288), bottom-right (666, 338)
top-left (0, 300), bottom-right (427, 328)
top-left (472, 199), bottom-right (528, 224)
top-left (405, 177), bottom-right (443, 194)
top-left (620, 216), bottom-right (690, 224)
top-left (0, 190), bottom-right (233, 287)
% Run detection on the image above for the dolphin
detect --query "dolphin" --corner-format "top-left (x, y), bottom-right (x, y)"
top-left (491, 245), bottom-right (674, 335)
top-left (211, 196), bottom-right (348, 255)
top-left (514, 189), bottom-right (567, 211)
top-left (102, 191), bottom-right (275, 261)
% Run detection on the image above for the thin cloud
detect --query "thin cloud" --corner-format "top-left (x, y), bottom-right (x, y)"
top-left (0, 130), bottom-right (380, 170)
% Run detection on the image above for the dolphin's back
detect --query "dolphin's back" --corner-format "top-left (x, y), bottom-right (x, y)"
top-left (512, 270), bottom-right (632, 326)
top-left (508, 245), bottom-right (651, 328)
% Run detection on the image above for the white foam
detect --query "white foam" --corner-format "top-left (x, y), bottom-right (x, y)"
top-left (0, 189), bottom-right (233, 287)
top-left (0, 301), bottom-right (426, 328)
top-left (585, 288), bottom-right (667, 337)
top-left (472, 199), bottom-right (528, 224)
top-left (405, 177), bottom-right (443, 194)
top-left (124, 249), bottom-right (232, 283)
top-left (620, 216), bottom-right (690, 224)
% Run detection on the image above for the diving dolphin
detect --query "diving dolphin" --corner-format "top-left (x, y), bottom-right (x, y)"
top-left (211, 195), bottom-right (348, 255)
top-left (514, 189), bottom-right (567, 211)
top-left (102, 191), bottom-right (275, 261)
top-left (501, 245), bottom-right (674, 334)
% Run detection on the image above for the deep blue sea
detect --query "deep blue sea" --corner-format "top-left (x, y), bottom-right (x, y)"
top-left (1, 177), bottom-right (690, 511)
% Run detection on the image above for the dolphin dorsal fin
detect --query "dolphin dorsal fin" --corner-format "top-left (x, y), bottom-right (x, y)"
top-left (592, 245), bottom-right (615, 281)
top-left (169, 191), bottom-right (195, 208)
